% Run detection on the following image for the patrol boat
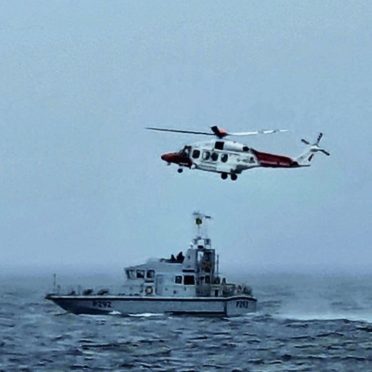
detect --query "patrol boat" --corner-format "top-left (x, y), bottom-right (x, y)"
top-left (46, 212), bottom-right (257, 317)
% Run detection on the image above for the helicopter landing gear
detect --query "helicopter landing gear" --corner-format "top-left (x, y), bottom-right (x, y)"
top-left (221, 172), bottom-right (228, 180)
top-left (230, 173), bottom-right (238, 181)
top-left (177, 168), bottom-right (183, 173)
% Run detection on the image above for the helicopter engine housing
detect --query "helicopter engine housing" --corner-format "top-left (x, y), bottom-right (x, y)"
top-left (217, 141), bottom-right (250, 153)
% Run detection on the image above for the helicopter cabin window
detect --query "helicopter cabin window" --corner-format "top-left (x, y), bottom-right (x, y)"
top-left (192, 149), bottom-right (200, 159)
top-left (215, 141), bottom-right (224, 150)
top-left (184, 275), bottom-right (195, 285)
top-left (202, 151), bottom-right (210, 160)
top-left (146, 270), bottom-right (155, 279)
top-left (221, 154), bottom-right (228, 162)
top-left (175, 275), bottom-right (182, 284)
top-left (136, 270), bottom-right (145, 279)
top-left (211, 152), bottom-right (219, 161)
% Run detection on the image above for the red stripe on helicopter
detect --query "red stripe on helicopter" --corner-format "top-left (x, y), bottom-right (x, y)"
top-left (252, 150), bottom-right (296, 168)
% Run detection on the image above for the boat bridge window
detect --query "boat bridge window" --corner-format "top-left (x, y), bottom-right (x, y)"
top-left (126, 269), bottom-right (136, 279)
top-left (184, 275), bottom-right (195, 285)
top-left (175, 275), bottom-right (182, 284)
top-left (146, 270), bottom-right (155, 279)
top-left (136, 270), bottom-right (145, 279)
top-left (192, 149), bottom-right (200, 159)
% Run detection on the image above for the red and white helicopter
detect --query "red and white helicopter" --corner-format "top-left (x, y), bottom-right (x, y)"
top-left (147, 126), bottom-right (329, 181)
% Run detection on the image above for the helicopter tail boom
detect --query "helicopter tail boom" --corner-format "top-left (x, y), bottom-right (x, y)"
top-left (252, 150), bottom-right (297, 168)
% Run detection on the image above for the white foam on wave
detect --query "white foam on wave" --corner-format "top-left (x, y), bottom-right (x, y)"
top-left (109, 310), bottom-right (122, 316)
top-left (275, 311), bottom-right (372, 324)
top-left (128, 312), bottom-right (163, 317)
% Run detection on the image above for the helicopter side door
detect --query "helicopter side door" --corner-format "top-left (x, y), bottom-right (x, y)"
top-left (198, 149), bottom-right (219, 171)
top-left (198, 141), bottom-right (234, 173)
top-left (187, 146), bottom-right (216, 171)
top-left (189, 147), bottom-right (203, 169)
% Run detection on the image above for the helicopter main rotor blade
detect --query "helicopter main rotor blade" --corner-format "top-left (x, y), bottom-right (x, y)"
top-left (228, 129), bottom-right (288, 136)
top-left (147, 126), bottom-right (288, 138)
top-left (146, 127), bottom-right (214, 136)
top-left (301, 139), bottom-right (310, 145)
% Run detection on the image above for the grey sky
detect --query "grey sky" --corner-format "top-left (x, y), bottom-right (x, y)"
top-left (0, 1), bottom-right (371, 275)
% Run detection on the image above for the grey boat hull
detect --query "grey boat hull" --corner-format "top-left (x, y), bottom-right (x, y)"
top-left (46, 294), bottom-right (257, 317)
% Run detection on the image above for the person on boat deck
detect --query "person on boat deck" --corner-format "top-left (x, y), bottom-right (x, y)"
top-left (176, 251), bottom-right (184, 263)
top-left (170, 254), bottom-right (176, 262)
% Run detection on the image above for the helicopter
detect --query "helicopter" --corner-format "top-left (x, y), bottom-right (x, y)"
top-left (147, 126), bottom-right (330, 181)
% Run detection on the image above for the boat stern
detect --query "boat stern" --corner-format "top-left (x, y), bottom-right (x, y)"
top-left (225, 296), bottom-right (257, 316)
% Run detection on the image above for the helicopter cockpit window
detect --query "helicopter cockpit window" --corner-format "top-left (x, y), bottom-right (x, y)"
top-left (221, 154), bottom-right (228, 163)
top-left (180, 146), bottom-right (191, 156)
top-left (211, 152), bottom-right (219, 161)
top-left (192, 149), bottom-right (200, 159)
top-left (215, 141), bottom-right (224, 150)
top-left (202, 151), bottom-right (210, 160)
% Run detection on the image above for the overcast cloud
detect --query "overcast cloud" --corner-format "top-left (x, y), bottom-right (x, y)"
top-left (0, 1), bottom-right (371, 276)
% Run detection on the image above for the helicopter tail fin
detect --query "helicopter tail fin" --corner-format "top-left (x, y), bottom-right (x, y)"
top-left (295, 133), bottom-right (330, 166)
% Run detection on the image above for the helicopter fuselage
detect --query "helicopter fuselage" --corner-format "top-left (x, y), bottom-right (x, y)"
top-left (161, 140), bottom-right (301, 180)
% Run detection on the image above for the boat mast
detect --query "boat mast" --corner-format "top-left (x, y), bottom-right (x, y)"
top-left (193, 211), bottom-right (212, 244)
top-left (216, 254), bottom-right (219, 277)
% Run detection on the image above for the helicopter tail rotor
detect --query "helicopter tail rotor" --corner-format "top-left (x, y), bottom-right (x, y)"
top-left (296, 133), bottom-right (330, 164)
top-left (301, 138), bottom-right (310, 145)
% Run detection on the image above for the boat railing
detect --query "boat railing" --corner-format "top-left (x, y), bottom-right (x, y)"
top-left (222, 283), bottom-right (236, 297)
top-left (50, 284), bottom-right (125, 296)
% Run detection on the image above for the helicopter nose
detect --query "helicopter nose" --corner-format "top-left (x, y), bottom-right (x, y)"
top-left (161, 151), bottom-right (192, 167)
top-left (161, 152), bottom-right (176, 163)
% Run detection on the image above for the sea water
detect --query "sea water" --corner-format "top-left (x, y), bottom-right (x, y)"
top-left (1, 273), bottom-right (372, 371)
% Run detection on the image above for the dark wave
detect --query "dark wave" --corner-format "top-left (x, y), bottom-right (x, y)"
top-left (1, 275), bottom-right (372, 370)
